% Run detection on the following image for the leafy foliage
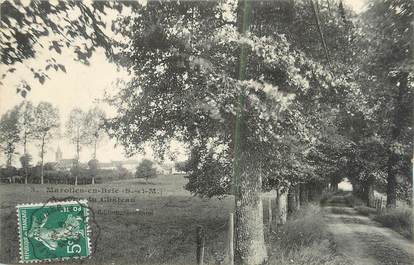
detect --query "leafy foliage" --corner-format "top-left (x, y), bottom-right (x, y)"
top-left (0, 107), bottom-right (21, 167)
top-left (135, 159), bottom-right (157, 182)
top-left (65, 108), bottom-right (89, 161)
top-left (84, 107), bottom-right (106, 159)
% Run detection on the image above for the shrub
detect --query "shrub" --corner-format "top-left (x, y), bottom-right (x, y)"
top-left (135, 159), bottom-right (157, 182)
top-left (373, 207), bottom-right (413, 240)
top-left (43, 162), bottom-right (56, 171)
top-left (277, 205), bottom-right (327, 251)
top-left (88, 159), bottom-right (99, 171)
top-left (0, 167), bottom-right (18, 178)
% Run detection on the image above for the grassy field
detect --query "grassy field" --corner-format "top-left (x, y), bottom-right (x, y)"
top-left (0, 174), bottom-right (235, 265)
top-left (1, 176), bottom-right (356, 265)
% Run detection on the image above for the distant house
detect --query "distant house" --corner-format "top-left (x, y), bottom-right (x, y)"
top-left (98, 162), bottom-right (117, 170)
top-left (97, 160), bottom-right (140, 172)
top-left (56, 159), bottom-right (78, 171)
top-left (155, 162), bottom-right (186, 175)
top-left (155, 163), bottom-right (173, 175)
top-left (113, 160), bottom-right (140, 172)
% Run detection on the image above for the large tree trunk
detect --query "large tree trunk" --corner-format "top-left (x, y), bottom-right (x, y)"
top-left (295, 185), bottom-right (301, 210)
top-left (232, 1), bottom-right (267, 264)
top-left (288, 184), bottom-right (298, 214)
top-left (366, 177), bottom-right (375, 207)
top-left (300, 183), bottom-right (309, 205)
top-left (277, 186), bottom-right (288, 226)
top-left (235, 153), bottom-right (267, 265)
top-left (386, 153), bottom-right (397, 208)
top-left (330, 179), bottom-right (339, 192)
top-left (386, 72), bottom-right (409, 208)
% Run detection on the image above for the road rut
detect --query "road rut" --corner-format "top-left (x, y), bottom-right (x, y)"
top-left (325, 206), bottom-right (414, 265)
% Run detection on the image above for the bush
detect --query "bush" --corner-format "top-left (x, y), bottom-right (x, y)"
top-left (277, 205), bottom-right (327, 251)
top-left (0, 167), bottom-right (18, 178)
top-left (135, 159), bottom-right (157, 182)
top-left (373, 207), bottom-right (413, 240)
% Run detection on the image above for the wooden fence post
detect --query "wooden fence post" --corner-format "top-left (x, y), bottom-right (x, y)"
top-left (228, 213), bottom-right (234, 265)
top-left (196, 225), bottom-right (205, 265)
top-left (268, 197), bottom-right (272, 235)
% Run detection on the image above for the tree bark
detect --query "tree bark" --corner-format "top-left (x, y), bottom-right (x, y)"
top-left (365, 177), bottom-right (375, 207)
top-left (386, 72), bottom-right (408, 208)
top-left (235, 153), bottom-right (267, 265)
top-left (288, 184), bottom-right (298, 214)
top-left (386, 153), bottom-right (397, 208)
top-left (232, 1), bottom-right (267, 264)
top-left (300, 183), bottom-right (309, 205)
top-left (295, 185), bottom-right (301, 210)
top-left (277, 186), bottom-right (288, 225)
top-left (330, 179), bottom-right (339, 192)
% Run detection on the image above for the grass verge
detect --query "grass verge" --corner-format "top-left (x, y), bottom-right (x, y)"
top-left (354, 205), bottom-right (377, 216)
top-left (354, 204), bottom-right (413, 240)
top-left (268, 204), bottom-right (352, 265)
top-left (373, 207), bottom-right (413, 240)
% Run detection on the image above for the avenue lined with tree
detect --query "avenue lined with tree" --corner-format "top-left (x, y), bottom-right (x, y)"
top-left (0, 0), bottom-right (412, 264)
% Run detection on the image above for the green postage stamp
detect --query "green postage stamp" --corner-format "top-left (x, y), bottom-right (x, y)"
top-left (16, 200), bottom-right (91, 263)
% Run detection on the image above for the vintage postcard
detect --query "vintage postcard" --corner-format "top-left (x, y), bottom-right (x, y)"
top-left (0, 0), bottom-right (412, 265)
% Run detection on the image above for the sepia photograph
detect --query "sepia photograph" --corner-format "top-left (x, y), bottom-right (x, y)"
top-left (0, 0), bottom-right (412, 264)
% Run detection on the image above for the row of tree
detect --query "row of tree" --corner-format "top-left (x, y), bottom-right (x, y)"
top-left (0, 101), bottom-right (106, 184)
top-left (0, 0), bottom-right (412, 264)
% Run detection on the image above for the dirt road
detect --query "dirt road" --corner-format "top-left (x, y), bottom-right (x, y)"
top-left (325, 206), bottom-right (414, 265)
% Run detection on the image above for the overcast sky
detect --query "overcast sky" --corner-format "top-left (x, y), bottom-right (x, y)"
top-left (0, 0), bottom-right (365, 166)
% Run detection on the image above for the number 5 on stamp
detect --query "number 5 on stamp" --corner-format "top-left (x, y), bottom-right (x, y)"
top-left (16, 200), bottom-right (91, 263)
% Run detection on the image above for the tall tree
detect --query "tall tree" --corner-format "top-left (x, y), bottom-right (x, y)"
top-left (105, 1), bottom-right (347, 263)
top-left (0, 107), bottom-right (21, 167)
top-left (84, 107), bottom-right (106, 159)
top-left (17, 101), bottom-right (35, 183)
top-left (361, 0), bottom-right (413, 207)
top-left (65, 108), bottom-right (88, 165)
top-left (32, 102), bottom-right (60, 184)
top-left (17, 101), bottom-right (35, 155)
